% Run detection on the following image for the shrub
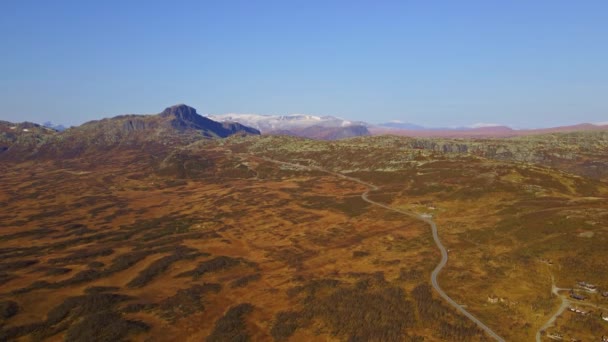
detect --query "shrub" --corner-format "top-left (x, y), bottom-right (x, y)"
top-left (48, 248), bottom-right (114, 265)
top-left (176, 256), bottom-right (243, 279)
top-left (206, 303), bottom-right (254, 342)
top-left (0, 300), bottom-right (19, 319)
top-left (64, 312), bottom-right (149, 342)
top-left (84, 286), bottom-right (120, 294)
top-left (230, 273), bottom-right (261, 288)
top-left (352, 251), bottom-right (370, 258)
top-left (44, 267), bottom-right (72, 276)
top-left (127, 247), bottom-right (201, 288)
top-left (0, 259), bottom-right (38, 272)
top-left (270, 311), bottom-right (300, 341)
top-left (158, 283), bottom-right (221, 322)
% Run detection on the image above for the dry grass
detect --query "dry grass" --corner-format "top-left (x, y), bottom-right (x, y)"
top-left (1, 134), bottom-right (606, 340)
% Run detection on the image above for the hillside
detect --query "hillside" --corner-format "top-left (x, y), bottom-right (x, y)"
top-left (0, 121), bottom-right (58, 153)
top-left (1, 126), bottom-right (607, 341)
top-left (0, 105), bottom-right (260, 160)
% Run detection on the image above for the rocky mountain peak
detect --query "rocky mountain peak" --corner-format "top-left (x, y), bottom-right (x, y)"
top-left (160, 104), bottom-right (199, 120)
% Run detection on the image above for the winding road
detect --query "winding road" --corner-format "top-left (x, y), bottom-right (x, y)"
top-left (535, 274), bottom-right (608, 341)
top-left (260, 157), bottom-right (506, 341)
top-left (535, 276), bottom-right (569, 342)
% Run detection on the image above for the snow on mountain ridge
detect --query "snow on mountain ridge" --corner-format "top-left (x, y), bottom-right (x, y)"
top-left (207, 113), bottom-right (359, 132)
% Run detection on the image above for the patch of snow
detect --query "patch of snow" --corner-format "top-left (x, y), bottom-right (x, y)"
top-left (22, 128), bottom-right (30, 132)
top-left (470, 122), bottom-right (502, 128)
top-left (207, 113), bottom-right (361, 132)
top-left (9, 126), bottom-right (16, 130)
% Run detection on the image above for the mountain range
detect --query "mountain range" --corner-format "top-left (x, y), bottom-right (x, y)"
top-left (207, 113), bottom-right (371, 139)
top-left (3, 106), bottom-right (607, 144)
top-left (371, 122), bottom-right (608, 138)
top-left (208, 113), bottom-right (608, 139)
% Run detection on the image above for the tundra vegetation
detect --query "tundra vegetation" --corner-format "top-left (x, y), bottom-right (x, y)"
top-left (1, 131), bottom-right (608, 340)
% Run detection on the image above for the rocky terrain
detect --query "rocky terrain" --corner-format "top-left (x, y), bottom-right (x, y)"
top-left (0, 104), bottom-right (259, 160)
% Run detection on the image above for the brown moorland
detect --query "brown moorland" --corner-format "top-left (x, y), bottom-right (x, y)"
top-left (1, 111), bottom-right (608, 341)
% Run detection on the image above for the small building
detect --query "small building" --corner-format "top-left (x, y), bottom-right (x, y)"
top-left (577, 281), bottom-right (597, 293)
top-left (547, 332), bottom-right (563, 340)
top-left (487, 295), bottom-right (499, 304)
top-left (568, 307), bottom-right (589, 315)
top-left (569, 290), bottom-right (586, 301)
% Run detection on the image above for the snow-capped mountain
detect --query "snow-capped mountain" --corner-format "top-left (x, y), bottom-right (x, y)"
top-left (207, 113), bottom-right (366, 133)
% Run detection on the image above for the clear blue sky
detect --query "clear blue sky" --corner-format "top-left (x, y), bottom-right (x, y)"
top-left (1, 1), bottom-right (607, 128)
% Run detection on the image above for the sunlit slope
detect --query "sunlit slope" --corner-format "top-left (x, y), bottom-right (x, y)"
top-left (1, 132), bottom-right (607, 341)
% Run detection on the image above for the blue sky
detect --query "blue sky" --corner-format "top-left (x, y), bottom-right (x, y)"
top-left (1, 1), bottom-right (607, 128)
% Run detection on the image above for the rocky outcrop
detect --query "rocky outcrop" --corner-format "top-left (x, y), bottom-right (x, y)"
top-left (406, 131), bottom-right (608, 179)
top-left (0, 121), bottom-right (57, 156)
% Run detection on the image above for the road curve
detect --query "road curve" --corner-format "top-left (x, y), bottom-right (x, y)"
top-left (535, 277), bottom-right (569, 342)
top-left (350, 178), bottom-right (506, 342)
top-left (259, 157), bottom-right (505, 341)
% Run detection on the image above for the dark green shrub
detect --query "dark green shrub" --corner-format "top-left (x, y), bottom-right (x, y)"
top-left (0, 300), bottom-right (18, 319)
top-left (206, 303), bottom-right (254, 342)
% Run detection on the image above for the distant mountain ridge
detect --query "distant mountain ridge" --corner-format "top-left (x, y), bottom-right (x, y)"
top-left (207, 113), bottom-right (370, 139)
top-left (79, 104), bottom-right (260, 139)
top-left (377, 122), bottom-right (427, 130)
top-left (0, 104), bottom-right (260, 159)
top-left (207, 113), bottom-right (365, 132)
top-left (208, 113), bottom-right (608, 139)
top-left (43, 121), bottom-right (67, 131)
top-left (370, 122), bottom-right (608, 138)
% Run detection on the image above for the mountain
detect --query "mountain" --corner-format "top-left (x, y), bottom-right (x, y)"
top-left (0, 105), bottom-right (260, 159)
top-left (43, 121), bottom-right (67, 131)
top-left (370, 123), bottom-right (608, 138)
top-left (209, 112), bottom-right (608, 139)
top-left (208, 113), bottom-right (369, 139)
top-left (74, 104), bottom-right (260, 140)
top-left (377, 122), bottom-right (426, 130)
top-left (369, 125), bottom-right (515, 138)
